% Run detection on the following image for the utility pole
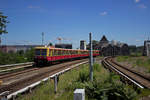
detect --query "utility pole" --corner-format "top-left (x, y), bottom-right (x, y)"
top-left (89, 32), bottom-right (93, 81)
top-left (0, 37), bottom-right (1, 45)
top-left (42, 32), bottom-right (44, 45)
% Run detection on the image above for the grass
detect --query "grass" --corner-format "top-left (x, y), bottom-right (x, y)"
top-left (117, 56), bottom-right (129, 62)
top-left (16, 62), bottom-right (149, 100)
top-left (116, 56), bottom-right (150, 73)
top-left (17, 63), bottom-right (109, 100)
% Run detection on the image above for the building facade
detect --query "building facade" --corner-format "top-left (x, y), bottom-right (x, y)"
top-left (80, 40), bottom-right (86, 50)
top-left (143, 40), bottom-right (150, 56)
top-left (55, 44), bottom-right (72, 49)
top-left (0, 45), bottom-right (42, 53)
top-left (94, 35), bottom-right (130, 56)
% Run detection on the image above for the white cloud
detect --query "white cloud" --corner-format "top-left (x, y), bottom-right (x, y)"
top-left (135, 0), bottom-right (140, 3)
top-left (138, 4), bottom-right (147, 8)
top-left (100, 11), bottom-right (108, 16)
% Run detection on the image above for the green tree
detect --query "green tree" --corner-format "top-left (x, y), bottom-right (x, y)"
top-left (0, 12), bottom-right (9, 44)
top-left (48, 42), bottom-right (53, 46)
top-left (25, 48), bottom-right (35, 61)
top-left (87, 40), bottom-right (99, 50)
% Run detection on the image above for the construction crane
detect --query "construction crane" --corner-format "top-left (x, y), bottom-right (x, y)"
top-left (56, 37), bottom-right (71, 44)
top-left (57, 37), bottom-right (62, 44)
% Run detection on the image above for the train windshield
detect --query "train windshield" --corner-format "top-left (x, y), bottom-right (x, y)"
top-left (41, 49), bottom-right (47, 56)
top-left (35, 49), bottom-right (40, 56)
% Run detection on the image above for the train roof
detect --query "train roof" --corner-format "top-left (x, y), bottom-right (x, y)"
top-left (35, 46), bottom-right (99, 52)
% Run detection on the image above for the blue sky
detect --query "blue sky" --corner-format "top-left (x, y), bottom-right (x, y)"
top-left (0, 0), bottom-right (150, 48)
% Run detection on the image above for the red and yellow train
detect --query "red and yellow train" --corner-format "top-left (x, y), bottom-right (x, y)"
top-left (34, 46), bottom-right (100, 65)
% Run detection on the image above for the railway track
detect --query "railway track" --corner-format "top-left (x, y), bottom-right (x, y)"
top-left (0, 62), bottom-right (33, 75)
top-left (0, 68), bottom-right (39, 81)
top-left (102, 57), bottom-right (150, 89)
top-left (0, 59), bottom-right (89, 94)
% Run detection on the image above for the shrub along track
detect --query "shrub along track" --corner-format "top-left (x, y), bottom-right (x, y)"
top-left (102, 57), bottom-right (150, 89)
top-left (0, 59), bottom-right (89, 94)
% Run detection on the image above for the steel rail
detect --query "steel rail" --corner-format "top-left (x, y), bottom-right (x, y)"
top-left (0, 61), bottom-right (88, 100)
top-left (0, 62), bottom-right (33, 74)
top-left (111, 59), bottom-right (150, 81)
top-left (0, 62), bottom-right (33, 68)
top-left (102, 57), bottom-right (144, 89)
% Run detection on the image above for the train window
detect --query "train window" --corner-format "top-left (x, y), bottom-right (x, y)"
top-left (55, 49), bottom-right (58, 56)
top-left (51, 49), bottom-right (53, 56)
top-left (58, 50), bottom-right (61, 55)
top-left (35, 49), bottom-right (40, 55)
top-left (64, 50), bottom-right (66, 55)
top-left (67, 50), bottom-right (69, 55)
top-left (69, 50), bottom-right (71, 55)
top-left (49, 49), bottom-right (53, 56)
top-left (41, 49), bottom-right (47, 56)
top-left (52, 49), bottom-right (54, 56)
top-left (65, 50), bottom-right (67, 55)
top-left (75, 50), bottom-right (78, 54)
top-left (71, 50), bottom-right (73, 55)
top-left (54, 49), bottom-right (57, 56)
top-left (55, 50), bottom-right (57, 56)
top-left (75, 50), bottom-right (77, 54)
top-left (62, 50), bottom-right (65, 55)
top-left (54, 49), bottom-right (56, 56)
top-left (62, 50), bottom-right (64, 55)
top-left (68, 50), bottom-right (71, 55)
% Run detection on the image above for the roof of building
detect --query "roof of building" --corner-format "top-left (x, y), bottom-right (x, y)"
top-left (0, 45), bottom-right (43, 47)
top-left (100, 35), bottom-right (108, 42)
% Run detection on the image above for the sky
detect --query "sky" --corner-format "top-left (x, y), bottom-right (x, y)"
top-left (0, 0), bottom-right (150, 48)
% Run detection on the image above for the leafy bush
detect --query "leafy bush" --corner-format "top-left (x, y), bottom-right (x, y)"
top-left (77, 63), bottom-right (101, 83)
top-left (0, 48), bottom-right (35, 65)
top-left (85, 73), bottom-right (137, 100)
top-left (72, 65), bottom-right (137, 100)
top-left (77, 69), bottom-right (89, 82)
top-left (93, 63), bottom-right (101, 71)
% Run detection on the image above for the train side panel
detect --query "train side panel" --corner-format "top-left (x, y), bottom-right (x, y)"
top-left (34, 47), bottom-right (100, 65)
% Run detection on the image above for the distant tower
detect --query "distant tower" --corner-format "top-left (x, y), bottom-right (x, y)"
top-left (143, 40), bottom-right (150, 56)
top-left (80, 40), bottom-right (86, 50)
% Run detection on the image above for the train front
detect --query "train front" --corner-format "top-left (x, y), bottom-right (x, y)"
top-left (34, 47), bottom-right (48, 66)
